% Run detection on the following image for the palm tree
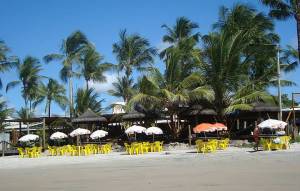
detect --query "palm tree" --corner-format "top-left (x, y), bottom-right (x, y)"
top-left (160, 16), bottom-right (200, 58)
top-left (44, 31), bottom-right (89, 118)
top-left (39, 79), bottom-right (68, 118)
top-left (200, 23), bottom-right (275, 118)
top-left (108, 76), bottom-right (137, 103)
top-left (79, 44), bottom-right (112, 89)
top-left (260, 0), bottom-right (300, 60)
top-left (17, 107), bottom-right (34, 120)
top-left (74, 88), bottom-right (103, 115)
top-left (0, 40), bottom-right (18, 89)
top-left (0, 97), bottom-right (13, 132)
top-left (112, 29), bottom-right (157, 79)
top-left (6, 56), bottom-right (42, 133)
top-left (281, 45), bottom-right (299, 72)
top-left (129, 68), bottom-right (212, 138)
top-left (160, 17), bottom-right (201, 79)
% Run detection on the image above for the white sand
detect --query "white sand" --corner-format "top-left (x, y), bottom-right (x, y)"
top-left (1, 144), bottom-right (300, 191)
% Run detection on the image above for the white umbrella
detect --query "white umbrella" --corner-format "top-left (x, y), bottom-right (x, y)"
top-left (145, 127), bottom-right (163, 135)
top-left (50, 132), bottom-right (68, 140)
top-left (90, 130), bottom-right (108, 140)
top-left (70, 128), bottom-right (91, 137)
top-left (19, 134), bottom-right (39, 142)
top-left (258, 119), bottom-right (287, 130)
top-left (145, 127), bottom-right (163, 142)
top-left (125, 125), bottom-right (146, 134)
top-left (125, 125), bottom-right (146, 141)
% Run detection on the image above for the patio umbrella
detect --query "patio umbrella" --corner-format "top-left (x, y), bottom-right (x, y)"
top-left (50, 132), bottom-right (68, 140)
top-left (258, 119), bottom-right (287, 130)
top-left (90, 130), bottom-right (108, 144)
top-left (70, 128), bottom-right (91, 137)
top-left (19, 134), bottom-right (39, 142)
top-left (145, 127), bottom-right (163, 142)
top-left (125, 125), bottom-right (146, 140)
top-left (211, 123), bottom-right (227, 131)
top-left (193, 123), bottom-right (216, 133)
top-left (70, 128), bottom-right (91, 145)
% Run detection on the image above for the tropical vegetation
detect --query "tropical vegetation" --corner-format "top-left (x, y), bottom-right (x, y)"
top-left (0, 3), bottom-right (298, 139)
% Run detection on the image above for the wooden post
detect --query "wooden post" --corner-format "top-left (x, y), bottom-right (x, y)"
top-left (42, 118), bottom-right (46, 151)
top-left (19, 122), bottom-right (22, 138)
top-left (188, 125), bottom-right (192, 147)
top-left (2, 141), bottom-right (5, 157)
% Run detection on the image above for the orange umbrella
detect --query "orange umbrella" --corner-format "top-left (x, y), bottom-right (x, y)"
top-left (193, 123), bottom-right (216, 133)
top-left (212, 123), bottom-right (227, 131)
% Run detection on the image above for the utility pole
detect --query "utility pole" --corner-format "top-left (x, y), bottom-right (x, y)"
top-left (276, 44), bottom-right (282, 120)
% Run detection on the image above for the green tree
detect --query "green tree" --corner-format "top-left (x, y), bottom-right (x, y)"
top-left (6, 56), bottom-right (43, 133)
top-left (112, 29), bottom-right (157, 79)
top-left (44, 31), bottom-right (89, 118)
top-left (108, 76), bottom-right (137, 103)
top-left (39, 79), bottom-right (68, 118)
top-left (261, 0), bottom-right (300, 60)
top-left (0, 40), bottom-right (18, 89)
top-left (0, 97), bottom-right (13, 132)
top-left (74, 88), bottom-right (103, 115)
top-left (79, 44), bottom-right (112, 89)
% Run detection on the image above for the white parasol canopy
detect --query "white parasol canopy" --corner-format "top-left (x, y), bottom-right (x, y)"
top-left (50, 132), bottom-right (68, 140)
top-left (125, 125), bottom-right (146, 134)
top-left (258, 119), bottom-right (287, 129)
top-left (145, 127), bottom-right (163, 135)
top-left (70, 128), bottom-right (91, 137)
top-left (90, 130), bottom-right (108, 140)
top-left (19, 134), bottom-right (39, 142)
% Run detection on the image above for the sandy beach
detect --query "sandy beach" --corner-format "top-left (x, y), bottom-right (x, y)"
top-left (0, 144), bottom-right (300, 191)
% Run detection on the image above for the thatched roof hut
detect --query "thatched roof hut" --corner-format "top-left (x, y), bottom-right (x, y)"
top-left (122, 111), bottom-right (146, 120)
top-left (72, 109), bottom-right (107, 123)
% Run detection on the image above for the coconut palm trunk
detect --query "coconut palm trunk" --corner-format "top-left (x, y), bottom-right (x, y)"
top-left (25, 98), bottom-right (29, 134)
top-left (296, 15), bottom-right (300, 60)
top-left (69, 77), bottom-right (73, 118)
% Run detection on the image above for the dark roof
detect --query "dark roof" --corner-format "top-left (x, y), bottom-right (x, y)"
top-left (251, 102), bottom-right (279, 112)
top-left (122, 111), bottom-right (146, 120)
top-left (180, 105), bottom-right (217, 116)
top-left (72, 109), bottom-right (107, 123)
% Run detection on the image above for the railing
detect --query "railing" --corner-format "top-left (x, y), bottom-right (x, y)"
top-left (0, 141), bottom-right (18, 157)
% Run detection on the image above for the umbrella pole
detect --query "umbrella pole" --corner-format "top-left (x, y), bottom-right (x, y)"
top-left (152, 134), bottom-right (154, 142)
top-left (135, 133), bottom-right (137, 141)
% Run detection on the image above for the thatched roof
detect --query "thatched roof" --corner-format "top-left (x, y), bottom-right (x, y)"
top-left (180, 105), bottom-right (217, 116)
top-left (72, 109), bottom-right (107, 123)
top-left (251, 102), bottom-right (279, 112)
top-left (122, 111), bottom-right (145, 120)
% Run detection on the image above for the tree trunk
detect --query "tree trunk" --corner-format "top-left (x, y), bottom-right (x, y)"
top-left (48, 100), bottom-right (51, 118)
top-left (296, 16), bottom-right (300, 64)
top-left (24, 97), bottom-right (30, 134)
top-left (86, 79), bottom-right (89, 90)
top-left (69, 76), bottom-right (73, 118)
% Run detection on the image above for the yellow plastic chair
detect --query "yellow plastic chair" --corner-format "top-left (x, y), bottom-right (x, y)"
top-left (153, 141), bottom-right (163, 152)
top-left (124, 143), bottom-right (133, 155)
top-left (261, 138), bottom-right (272, 151)
top-left (196, 141), bottom-right (207, 153)
top-left (17, 148), bottom-right (25, 158)
top-left (131, 143), bottom-right (143, 155)
top-left (217, 139), bottom-right (227, 150)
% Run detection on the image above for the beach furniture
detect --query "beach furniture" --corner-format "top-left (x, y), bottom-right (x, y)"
top-left (17, 148), bottom-right (25, 158)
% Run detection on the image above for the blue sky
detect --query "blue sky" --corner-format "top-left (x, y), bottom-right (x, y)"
top-left (0, 0), bottom-right (298, 116)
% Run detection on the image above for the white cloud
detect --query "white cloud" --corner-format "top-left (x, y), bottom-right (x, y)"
top-left (88, 72), bottom-right (119, 93)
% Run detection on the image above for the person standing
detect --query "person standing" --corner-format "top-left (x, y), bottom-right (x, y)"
top-left (253, 126), bottom-right (260, 151)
